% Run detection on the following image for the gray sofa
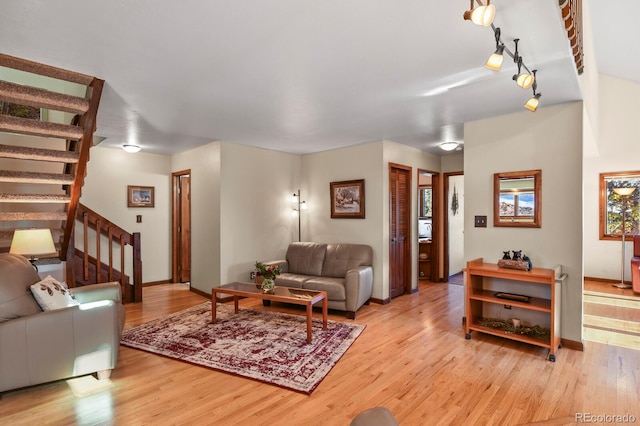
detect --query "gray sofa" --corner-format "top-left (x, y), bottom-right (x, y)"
top-left (0, 253), bottom-right (125, 393)
top-left (264, 242), bottom-right (373, 319)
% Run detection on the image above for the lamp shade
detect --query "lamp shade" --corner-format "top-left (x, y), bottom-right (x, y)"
top-left (524, 94), bottom-right (541, 112)
top-left (471, 4), bottom-right (496, 27)
top-left (10, 229), bottom-right (56, 256)
top-left (516, 73), bottom-right (535, 89)
top-left (613, 187), bottom-right (636, 197)
top-left (485, 45), bottom-right (505, 71)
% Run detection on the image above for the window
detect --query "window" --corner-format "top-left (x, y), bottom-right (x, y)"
top-left (599, 171), bottom-right (640, 240)
top-left (419, 186), bottom-right (432, 218)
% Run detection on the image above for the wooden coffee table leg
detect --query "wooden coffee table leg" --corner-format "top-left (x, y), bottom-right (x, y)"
top-left (322, 296), bottom-right (328, 330)
top-left (211, 291), bottom-right (217, 324)
top-left (306, 303), bottom-right (313, 343)
top-left (234, 296), bottom-right (239, 313)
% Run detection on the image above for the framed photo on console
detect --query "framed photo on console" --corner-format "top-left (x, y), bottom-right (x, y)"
top-left (330, 179), bottom-right (365, 219)
top-left (127, 185), bottom-right (155, 208)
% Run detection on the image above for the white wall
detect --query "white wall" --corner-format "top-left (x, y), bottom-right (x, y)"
top-left (448, 174), bottom-right (464, 275)
top-left (584, 75), bottom-right (640, 281)
top-left (81, 147), bottom-right (172, 283)
top-left (171, 142), bottom-right (221, 294)
top-left (464, 102), bottom-right (583, 342)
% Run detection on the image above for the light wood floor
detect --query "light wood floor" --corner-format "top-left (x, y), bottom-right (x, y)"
top-left (1, 281), bottom-right (639, 426)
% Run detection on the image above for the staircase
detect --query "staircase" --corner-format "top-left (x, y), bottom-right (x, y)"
top-left (0, 53), bottom-right (142, 302)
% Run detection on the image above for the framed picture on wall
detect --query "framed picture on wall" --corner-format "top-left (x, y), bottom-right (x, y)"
top-left (127, 185), bottom-right (155, 208)
top-left (330, 179), bottom-right (365, 219)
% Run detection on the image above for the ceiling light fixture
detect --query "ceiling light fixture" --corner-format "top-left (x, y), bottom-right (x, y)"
top-left (122, 144), bottom-right (142, 153)
top-left (485, 27), bottom-right (505, 71)
top-left (463, 0), bottom-right (496, 27)
top-left (439, 142), bottom-right (460, 152)
top-left (524, 70), bottom-right (542, 112)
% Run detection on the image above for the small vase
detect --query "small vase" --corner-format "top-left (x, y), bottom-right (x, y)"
top-left (261, 278), bottom-right (275, 293)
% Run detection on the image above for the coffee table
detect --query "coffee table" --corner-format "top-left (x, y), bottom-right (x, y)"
top-left (211, 282), bottom-right (328, 343)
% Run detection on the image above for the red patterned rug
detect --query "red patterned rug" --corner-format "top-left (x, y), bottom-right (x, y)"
top-left (120, 302), bottom-right (365, 394)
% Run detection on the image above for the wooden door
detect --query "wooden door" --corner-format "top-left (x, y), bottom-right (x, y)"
top-left (389, 163), bottom-right (412, 299)
top-left (172, 170), bottom-right (191, 283)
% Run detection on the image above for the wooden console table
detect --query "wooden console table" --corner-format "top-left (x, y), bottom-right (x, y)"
top-left (464, 258), bottom-right (563, 361)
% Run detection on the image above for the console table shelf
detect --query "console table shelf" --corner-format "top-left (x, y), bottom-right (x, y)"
top-left (464, 258), bottom-right (563, 361)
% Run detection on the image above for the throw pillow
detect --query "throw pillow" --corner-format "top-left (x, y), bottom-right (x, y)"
top-left (30, 275), bottom-right (79, 311)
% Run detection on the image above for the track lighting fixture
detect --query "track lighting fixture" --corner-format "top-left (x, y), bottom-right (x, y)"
top-left (466, 10), bottom-right (543, 111)
top-left (463, 0), bottom-right (496, 27)
top-left (485, 27), bottom-right (505, 71)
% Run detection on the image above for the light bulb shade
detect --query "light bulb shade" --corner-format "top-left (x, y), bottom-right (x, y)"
top-left (122, 144), bottom-right (142, 153)
top-left (10, 229), bottom-right (56, 256)
top-left (471, 4), bottom-right (496, 26)
top-left (485, 46), bottom-right (504, 71)
top-left (300, 201), bottom-right (308, 210)
top-left (613, 187), bottom-right (636, 197)
top-left (524, 94), bottom-right (541, 112)
top-left (516, 73), bottom-right (535, 89)
top-left (439, 142), bottom-right (459, 152)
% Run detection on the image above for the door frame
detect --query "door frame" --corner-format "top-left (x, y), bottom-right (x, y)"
top-left (389, 162), bottom-right (413, 297)
top-left (171, 169), bottom-right (191, 284)
top-left (443, 171), bottom-right (463, 281)
top-left (418, 168), bottom-right (440, 282)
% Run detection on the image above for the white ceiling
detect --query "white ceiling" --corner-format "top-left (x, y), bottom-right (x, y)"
top-left (0, 0), bottom-right (626, 156)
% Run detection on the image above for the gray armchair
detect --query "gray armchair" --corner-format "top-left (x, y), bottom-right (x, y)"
top-left (0, 253), bottom-right (125, 393)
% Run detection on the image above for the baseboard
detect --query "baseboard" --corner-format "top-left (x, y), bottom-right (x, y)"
top-left (189, 287), bottom-right (210, 299)
top-left (560, 338), bottom-right (584, 351)
top-left (585, 276), bottom-right (631, 285)
top-left (369, 297), bottom-right (390, 305)
top-left (142, 279), bottom-right (171, 287)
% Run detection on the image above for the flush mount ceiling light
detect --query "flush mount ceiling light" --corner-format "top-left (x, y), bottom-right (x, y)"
top-left (439, 142), bottom-right (460, 152)
top-left (463, 0), bottom-right (496, 27)
top-left (122, 144), bottom-right (142, 153)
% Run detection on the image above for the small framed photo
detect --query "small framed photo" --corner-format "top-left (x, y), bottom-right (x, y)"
top-left (127, 185), bottom-right (155, 208)
top-left (330, 179), bottom-right (365, 219)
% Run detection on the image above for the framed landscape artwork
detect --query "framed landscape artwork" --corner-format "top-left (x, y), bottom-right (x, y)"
top-left (127, 185), bottom-right (155, 208)
top-left (330, 179), bottom-right (365, 219)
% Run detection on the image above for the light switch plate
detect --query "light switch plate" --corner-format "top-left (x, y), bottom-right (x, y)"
top-left (474, 215), bottom-right (487, 227)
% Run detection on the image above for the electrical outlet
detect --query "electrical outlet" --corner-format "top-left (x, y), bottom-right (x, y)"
top-left (504, 304), bottom-right (512, 310)
top-left (250, 271), bottom-right (256, 280)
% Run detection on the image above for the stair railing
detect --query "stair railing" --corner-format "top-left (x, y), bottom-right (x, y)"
top-left (67, 203), bottom-right (142, 303)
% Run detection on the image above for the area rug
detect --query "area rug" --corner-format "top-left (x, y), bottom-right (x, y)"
top-left (120, 302), bottom-right (365, 394)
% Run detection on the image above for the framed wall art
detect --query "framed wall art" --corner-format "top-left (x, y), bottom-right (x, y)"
top-left (330, 179), bottom-right (365, 219)
top-left (127, 185), bottom-right (155, 208)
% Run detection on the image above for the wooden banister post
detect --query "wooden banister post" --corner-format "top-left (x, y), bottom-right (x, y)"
top-left (133, 232), bottom-right (142, 302)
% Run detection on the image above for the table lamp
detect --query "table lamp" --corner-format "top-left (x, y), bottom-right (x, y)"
top-left (9, 229), bottom-right (56, 271)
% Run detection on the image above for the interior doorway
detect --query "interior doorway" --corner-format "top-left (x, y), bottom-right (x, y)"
top-left (417, 169), bottom-right (439, 282)
top-left (172, 170), bottom-right (191, 284)
top-left (444, 172), bottom-right (464, 282)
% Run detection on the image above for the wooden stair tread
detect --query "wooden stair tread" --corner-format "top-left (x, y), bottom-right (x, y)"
top-left (0, 170), bottom-right (74, 184)
top-left (0, 115), bottom-right (83, 140)
top-left (0, 80), bottom-right (89, 115)
top-left (0, 211), bottom-right (68, 221)
top-left (0, 144), bottom-right (79, 163)
top-left (0, 193), bottom-right (71, 203)
top-left (0, 53), bottom-right (95, 86)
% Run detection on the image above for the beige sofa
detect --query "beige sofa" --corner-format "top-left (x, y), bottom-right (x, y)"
top-left (264, 242), bottom-right (373, 319)
top-left (0, 253), bottom-right (125, 394)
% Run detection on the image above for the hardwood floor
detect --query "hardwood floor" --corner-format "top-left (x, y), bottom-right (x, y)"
top-left (1, 281), bottom-right (639, 425)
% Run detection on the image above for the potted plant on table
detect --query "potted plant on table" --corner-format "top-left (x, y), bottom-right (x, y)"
top-left (255, 262), bottom-right (281, 293)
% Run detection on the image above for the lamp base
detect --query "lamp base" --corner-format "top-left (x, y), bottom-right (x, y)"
top-left (612, 282), bottom-right (632, 289)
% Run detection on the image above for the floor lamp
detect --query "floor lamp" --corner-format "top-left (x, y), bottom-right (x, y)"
top-left (612, 187), bottom-right (636, 289)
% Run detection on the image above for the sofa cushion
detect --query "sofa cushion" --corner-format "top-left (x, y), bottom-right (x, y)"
top-left (286, 242), bottom-right (327, 276)
top-left (0, 254), bottom-right (43, 322)
top-left (30, 275), bottom-right (79, 311)
top-left (274, 273), bottom-right (311, 289)
top-left (302, 276), bottom-right (346, 301)
top-left (321, 244), bottom-right (373, 278)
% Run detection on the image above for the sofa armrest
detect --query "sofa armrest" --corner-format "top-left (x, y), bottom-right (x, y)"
top-left (261, 259), bottom-right (288, 273)
top-left (0, 301), bottom-right (122, 392)
top-left (71, 281), bottom-right (122, 304)
top-left (344, 265), bottom-right (373, 313)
